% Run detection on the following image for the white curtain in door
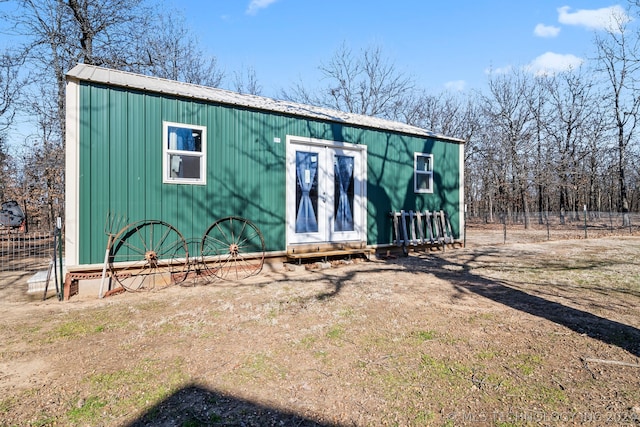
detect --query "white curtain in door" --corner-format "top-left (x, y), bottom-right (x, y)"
top-left (295, 151), bottom-right (319, 233)
top-left (334, 155), bottom-right (354, 231)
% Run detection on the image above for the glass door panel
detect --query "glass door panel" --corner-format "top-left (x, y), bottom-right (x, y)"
top-left (295, 151), bottom-right (319, 233)
top-left (287, 139), bottom-right (365, 245)
top-left (333, 154), bottom-right (354, 232)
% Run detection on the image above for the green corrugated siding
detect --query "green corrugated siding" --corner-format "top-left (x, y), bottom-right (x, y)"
top-left (77, 82), bottom-right (461, 264)
top-left (366, 136), bottom-right (461, 244)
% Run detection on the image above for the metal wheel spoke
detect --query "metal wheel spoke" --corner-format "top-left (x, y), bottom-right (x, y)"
top-left (236, 219), bottom-right (248, 241)
top-left (134, 226), bottom-right (150, 254)
top-left (117, 238), bottom-right (147, 257)
top-left (108, 220), bottom-right (188, 292)
top-left (236, 230), bottom-right (260, 250)
top-left (227, 220), bottom-right (235, 244)
top-left (155, 225), bottom-right (174, 251)
top-left (213, 223), bottom-right (231, 245)
top-left (155, 239), bottom-right (184, 257)
top-left (201, 216), bottom-right (265, 281)
top-left (232, 257), bottom-right (255, 277)
top-left (203, 234), bottom-right (230, 250)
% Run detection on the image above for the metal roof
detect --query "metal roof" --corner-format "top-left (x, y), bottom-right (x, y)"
top-left (67, 64), bottom-right (465, 143)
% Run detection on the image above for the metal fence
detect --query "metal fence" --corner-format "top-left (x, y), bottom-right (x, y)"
top-left (465, 211), bottom-right (640, 245)
top-left (0, 231), bottom-right (56, 273)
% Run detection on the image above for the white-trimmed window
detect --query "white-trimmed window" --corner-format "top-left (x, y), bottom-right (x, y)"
top-left (414, 152), bottom-right (433, 193)
top-left (163, 121), bottom-right (206, 185)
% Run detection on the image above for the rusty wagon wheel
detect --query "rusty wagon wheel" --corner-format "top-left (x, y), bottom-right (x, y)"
top-left (201, 216), bottom-right (265, 281)
top-left (108, 220), bottom-right (188, 292)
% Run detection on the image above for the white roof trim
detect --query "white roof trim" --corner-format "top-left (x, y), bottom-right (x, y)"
top-left (66, 64), bottom-right (465, 143)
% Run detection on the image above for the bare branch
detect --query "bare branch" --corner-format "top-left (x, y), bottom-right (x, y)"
top-left (286, 42), bottom-right (415, 119)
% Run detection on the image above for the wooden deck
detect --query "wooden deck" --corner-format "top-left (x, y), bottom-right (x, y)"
top-left (286, 242), bottom-right (373, 263)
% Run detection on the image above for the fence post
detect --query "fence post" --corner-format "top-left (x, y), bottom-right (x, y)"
top-left (609, 211), bottom-right (613, 233)
top-left (464, 204), bottom-right (467, 248)
top-left (584, 205), bottom-right (588, 239)
top-left (545, 211), bottom-right (550, 240)
top-left (56, 217), bottom-right (64, 301)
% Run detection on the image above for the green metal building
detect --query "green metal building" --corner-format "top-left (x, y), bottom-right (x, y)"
top-left (65, 64), bottom-right (465, 271)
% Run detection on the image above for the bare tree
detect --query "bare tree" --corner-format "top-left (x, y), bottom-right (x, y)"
top-left (0, 52), bottom-right (23, 132)
top-left (0, 135), bottom-right (11, 201)
top-left (538, 68), bottom-right (603, 222)
top-left (232, 66), bottom-right (262, 95)
top-left (63, 0), bottom-right (148, 67)
top-left (1, 0), bottom-right (152, 139)
top-left (593, 6), bottom-right (640, 225)
top-left (138, 11), bottom-right (224, 87)
top-left (282, 42), bottom-right (415, 119)
top-left (481, 68), bottom-right (536, 227)
top-left (0, 51), bottom-right (26, 202)
top-left (402, 90), bottom-right (480, 140)
top-left (526, 76), bottom-right (551, 224)
top-left (0, 0), bottom-right (226, 227)
top-left (0, 0), bottom-right (139, 226)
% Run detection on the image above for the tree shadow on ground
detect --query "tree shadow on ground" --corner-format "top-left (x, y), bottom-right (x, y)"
top-left (238, 249), bottom-right (640, 359)
top-left (413, 249), bottom-right (640, 358)
top-left (125, 383), bottom-right (339, 427)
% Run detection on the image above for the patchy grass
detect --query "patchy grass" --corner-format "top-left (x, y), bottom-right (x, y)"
top-left (52, 320), bottom-right (100, 339)
top-left (40, 357), bottom-right (191, 425)
top-left (44, 308), bottom-right (130, 342)
top-left (325, 324), bottom-right (345, 340)
top-left (67, 396), bottom-right (107, 424)
top-left (412, 329), bottom-right (437, 341)
top-left (515, 353), bottom-right (543, 376)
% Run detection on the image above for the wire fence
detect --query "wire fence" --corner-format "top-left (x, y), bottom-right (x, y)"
top-left (0, 231), bottom-right (56, 273)
top-left (0, 230), bottom-right (63, 300)
top-left (465, 211), bottom-right (640, 245)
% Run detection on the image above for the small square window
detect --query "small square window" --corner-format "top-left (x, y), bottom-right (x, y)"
top-left (163, 122), bottom-right (206, 185)
top-left (414, 153), bottom-right (433, 193)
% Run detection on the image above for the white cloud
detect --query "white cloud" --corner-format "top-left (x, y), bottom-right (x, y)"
top-left (526, 52), bottom-right (584, 76)
top-left (444, 80), bottom-right (466, 91)
top-left (557, 5), bottom-right (631, 31)
top-left (246, 0), bottom-right (278, 15)
top-left (534, 23), bottom-right (561, 38)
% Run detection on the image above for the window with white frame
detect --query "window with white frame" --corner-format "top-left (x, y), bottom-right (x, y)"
top-left (163, 122), bottom-right (206, 185)
top-left (414, 152), bottom-right (433, 193)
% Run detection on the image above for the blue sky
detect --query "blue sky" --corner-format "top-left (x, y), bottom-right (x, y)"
top-left (170, 1), bottom-right (633, 97)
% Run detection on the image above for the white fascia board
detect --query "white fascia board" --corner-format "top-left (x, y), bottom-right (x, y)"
top-left (64, 77), bottom-right (80, 267)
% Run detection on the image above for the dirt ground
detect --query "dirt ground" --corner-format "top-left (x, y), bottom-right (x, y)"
top-left (1, 228), bottom-right (639, 426)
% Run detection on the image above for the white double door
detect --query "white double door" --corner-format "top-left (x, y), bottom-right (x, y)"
top-left (286, 137), bottom-right (366, 245)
